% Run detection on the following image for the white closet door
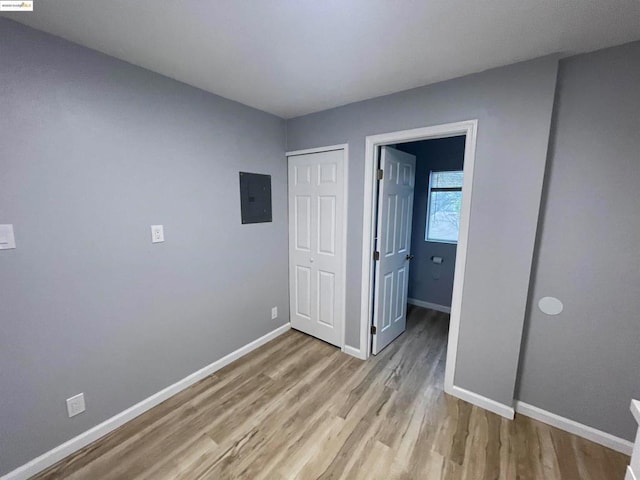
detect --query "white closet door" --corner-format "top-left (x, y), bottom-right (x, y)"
top-left (288, 149), bottom-right (345, 347)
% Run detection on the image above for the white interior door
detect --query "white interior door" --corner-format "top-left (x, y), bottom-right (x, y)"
top-left (288, 149), bottom-right (345, 347)
top-left (372, 146), bottom-right (416, 354)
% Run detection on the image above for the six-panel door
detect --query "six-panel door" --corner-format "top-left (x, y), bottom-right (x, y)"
top-left (288, 149), bottom-right (345, 347)
top-left (372, 146), bottom-right (416, 354)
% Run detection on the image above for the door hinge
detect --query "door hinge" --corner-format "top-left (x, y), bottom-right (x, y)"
top-left (377, 169), bottom-right (384, 180)
top-left (373, 250), bottom-right (380, 261)
top-left (371, 325), bottom-right (377, 335)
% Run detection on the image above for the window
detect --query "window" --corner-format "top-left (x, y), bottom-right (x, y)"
top-left (425, 170), bottom-right (463, 243)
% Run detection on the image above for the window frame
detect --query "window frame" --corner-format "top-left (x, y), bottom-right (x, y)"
top-left (425, 170), bottom-right (464, 244)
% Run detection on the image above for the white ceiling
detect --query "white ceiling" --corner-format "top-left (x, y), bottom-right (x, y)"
top-left (5, 0), bottom-right (640, 118)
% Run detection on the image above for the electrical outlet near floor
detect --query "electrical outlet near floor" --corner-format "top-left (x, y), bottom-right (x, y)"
top-left (150, 225), bottom-right (164, 243)
top-left (66, 393), bottom-right (86, 418)
top-left (271, 306), bottom-right (278, 320)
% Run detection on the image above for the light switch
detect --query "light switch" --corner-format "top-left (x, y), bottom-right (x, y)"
top-left (0, 224), bottom-right (16, 250)
top-left (151, 225), bottom-right (164, 243)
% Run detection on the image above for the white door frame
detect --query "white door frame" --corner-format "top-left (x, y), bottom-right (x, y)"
top-left (360, 120), bottom-right (478, 394)
top-left (286, 144), bottom-right (349, 352)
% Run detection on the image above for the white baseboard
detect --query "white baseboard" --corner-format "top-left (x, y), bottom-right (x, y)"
top-left (515, 401), bottom-right (633, 455)
top-left (342, 344), bottom-right (366, 360)
top-left (1, 323), bottom-right (291, 480)
top-left (407, 298), bottom-right (451, 314)
top-left (447, 384), bottom-right (515, 419)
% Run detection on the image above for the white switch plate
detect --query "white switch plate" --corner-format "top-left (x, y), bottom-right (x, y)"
top-left (271, 306), bottom-right (278, 320)
top-left (66, 393), bottom-right (86, 418)
top-left (0, 224), bottom-right (16, 250)
top-left (151, 225), bottom-right (164, 243)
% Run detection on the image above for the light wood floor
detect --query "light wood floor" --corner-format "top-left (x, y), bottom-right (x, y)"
top-left (34, 306), bottom-right (628, 479)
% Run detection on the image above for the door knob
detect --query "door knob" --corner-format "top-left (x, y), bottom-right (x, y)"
top-left (310, 258), bottom-right (314, 263)
top-left (406, 254), bottom-right (414, 260)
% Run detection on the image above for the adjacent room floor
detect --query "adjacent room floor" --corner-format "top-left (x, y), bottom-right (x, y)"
top-left (34, 306), bottom-right (629, 479)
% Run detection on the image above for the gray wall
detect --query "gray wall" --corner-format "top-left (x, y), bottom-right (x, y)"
top-left (287, 56), bottom-right (559, 406)
top-left (397, 137), bottom-right (465, 308)
top-left (4, 15), bottom-right (636, 476)
top-left (517, 42), bottom-right (640, 441)
top-left (0, 19), bottom-right (288, 475)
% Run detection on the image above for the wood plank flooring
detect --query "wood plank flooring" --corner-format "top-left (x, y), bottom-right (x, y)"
top-left (33, 306), bottom-right (629, 479)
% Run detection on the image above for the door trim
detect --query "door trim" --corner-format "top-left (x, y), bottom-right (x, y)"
top-left (286, 144), bottom-right (348, 157)
top-left (286, 144), bottom-right (349, 353)
top-left (360, 120), bottom-right (478, 394)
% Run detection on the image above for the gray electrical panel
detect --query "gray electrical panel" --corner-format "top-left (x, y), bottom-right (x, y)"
top-left (239, 172), bottom-right (272, 224)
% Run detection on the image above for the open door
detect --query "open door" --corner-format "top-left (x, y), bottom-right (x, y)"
top-left (371, 146), bottom-right (416, 354)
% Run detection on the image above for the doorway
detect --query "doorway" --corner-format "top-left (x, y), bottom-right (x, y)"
top-left (360, 120), bottom-right (478, 394)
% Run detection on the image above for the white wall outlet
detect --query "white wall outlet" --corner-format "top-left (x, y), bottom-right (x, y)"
top-left (151, 225), bottom-right (164, 243)
top-left (271, 306), bottom-right (278, 320)
top-left (0, 224), bottom-right (16, 250)
top-left (66, 393), bottom-right (86, 418)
